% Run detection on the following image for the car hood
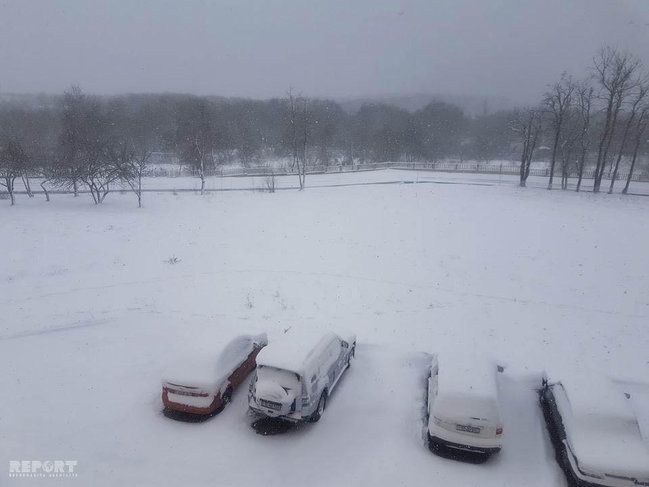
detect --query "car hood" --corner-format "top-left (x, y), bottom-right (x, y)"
top-left (567, 418), bottom-right (649, 480)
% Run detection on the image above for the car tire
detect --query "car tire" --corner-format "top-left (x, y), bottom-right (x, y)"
top-left (310, 392), bottom-right (327, 422)
top-left (427, 433), bottom-right (440, 453)
top-left (222, 386), bottom-right (233, 405)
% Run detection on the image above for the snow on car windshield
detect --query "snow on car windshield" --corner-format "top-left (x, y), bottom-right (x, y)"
top-left (434, 394), bottom-right (500, 423)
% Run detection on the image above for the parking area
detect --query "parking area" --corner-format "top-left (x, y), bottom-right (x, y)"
top-left (150, 344), bottom-right (565, 487)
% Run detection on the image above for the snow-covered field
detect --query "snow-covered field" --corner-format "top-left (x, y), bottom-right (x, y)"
top-left (137, 168), bottom-right (649, 195)
top-left (2, 169), bottom-right (648, 486)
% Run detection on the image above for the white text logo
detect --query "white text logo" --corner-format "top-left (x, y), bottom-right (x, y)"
top-left (8, 460), bottom-right (78, 478)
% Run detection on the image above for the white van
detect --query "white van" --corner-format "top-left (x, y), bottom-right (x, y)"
top-left (248, 331), bottom-right (356, 422)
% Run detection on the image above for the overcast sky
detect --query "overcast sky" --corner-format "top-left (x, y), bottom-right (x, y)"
top-left (1, 0), bottom-right (648, 103)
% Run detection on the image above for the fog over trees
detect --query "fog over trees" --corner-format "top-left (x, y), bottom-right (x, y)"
top-left (1, 45), bottom-right (648, 205)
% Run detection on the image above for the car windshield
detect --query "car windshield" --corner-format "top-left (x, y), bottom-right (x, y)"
top-left (434, 394), bottom-right (500, 423)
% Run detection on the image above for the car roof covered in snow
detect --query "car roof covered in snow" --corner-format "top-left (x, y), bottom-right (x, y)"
top-left (433, 352), bottom-right (501, 420)
top-left (162, 332), bottom-right (267, 392)
top-left (256, 331), bottom-right (339, 376)
top-left (436, 352), bottom-right (500, 400)
top-left (554, 376), bottom-right (649, 480)
top-left (563, 375), bottom-right (635, 419)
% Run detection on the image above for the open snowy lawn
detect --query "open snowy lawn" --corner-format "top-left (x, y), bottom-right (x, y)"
top-left (143, 168), bottom-right (649, 195)
top-left (27, 166), bottom-right (649, 194)
top-left (2, 173), bottom-right (648, 486)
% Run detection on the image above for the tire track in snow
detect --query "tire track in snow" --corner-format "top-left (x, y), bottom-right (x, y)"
top-left (6, 269), bottom-right (647, 318)
top-left (211, 268), bottom-right (647, 319)
top-left (2, 268), bottom-right (645, 320)
top-left (0, 317), bottom-right (112, 341)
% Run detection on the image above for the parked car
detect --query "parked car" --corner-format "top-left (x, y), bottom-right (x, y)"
top-left (426, 354), bottom-right (504, 457)
top-left (540, 376), bottom-right (649, 487)
top-left (249, 331), bottom-right (356, 422)
top-left (162, 333), bottom-right (268, 415)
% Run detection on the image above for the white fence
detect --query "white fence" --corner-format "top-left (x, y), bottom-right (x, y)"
top-left (167, 161), bottom-right (648, 182)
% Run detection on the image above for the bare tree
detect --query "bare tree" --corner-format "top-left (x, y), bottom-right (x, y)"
top-left (21, 173), bottom-right (34, 198)
top-left (114, 109), bottom-right (157, 207)
top-left (298, 97), bottom-right (309, 190)
top-left (575, 82), bottom-right (594, 192)
top-left (29, 146), bottom-right (53, 202)
top-left (0, 103), bottom-right (58, 201)
top-left (175, 98), bottom-right (218, 195)
top-left (125, 142), bottom-right (151, 207)
top-left (608, 80), bottom-right (648, 193)
top-left (0, 137), bottom-right (29, 205)
top-left (592, 46), bottom-right (641, 192)
top-left (50, 86), bottom-right (118, 203)
top-left (57, 86), bottom-right (86, 197)
top-left (511, 108), bottom-right (542, 187)
top-left (79, 145), bottom-right (120, 204)
top-left (559, 109), bottom-right (581, 190)
top-left (285, 89), bottom-right (309, 190)
top-left (622, 105), bottom-right (648, 194)
top-left (111, 138), bottom-right (147, 207)
top-left (543, 73), bottom-right (575, 190)
top-left (286, 88), bottom-right (302, 186)
top-left (79, 104), bottom-right (118, 204)
top-left (38, 147), bottom-right (57, 202)
top-left (264, 173), bottom-right (276, 193)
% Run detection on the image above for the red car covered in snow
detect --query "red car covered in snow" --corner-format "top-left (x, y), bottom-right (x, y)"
top-left (162, 333), bottom-right (268, 415)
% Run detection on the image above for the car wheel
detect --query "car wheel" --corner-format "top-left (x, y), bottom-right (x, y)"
top-left (222, 386), bottom-right (233, 404)
top-left (427, 433), bottom-right (440, 452)
top-left (310, 392), bottom-right (327, 422)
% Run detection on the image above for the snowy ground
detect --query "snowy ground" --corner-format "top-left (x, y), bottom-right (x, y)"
top-left (2, 170), bottom-right (648, 486)
top-left (140, 168), bottom-right (649, 195)
top-left (17, 166), bottom-right (649, 196)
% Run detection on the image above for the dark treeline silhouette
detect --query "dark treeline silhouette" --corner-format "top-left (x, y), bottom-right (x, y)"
top-left (0, 88), bottom-right (516, 205)
top-left (1, 46), bottom-right (648, 206)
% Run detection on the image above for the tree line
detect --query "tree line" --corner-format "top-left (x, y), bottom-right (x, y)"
top-left (513, 45), bottom-right (648, 193)
top-left (1, 45), bottom-right (648, 206)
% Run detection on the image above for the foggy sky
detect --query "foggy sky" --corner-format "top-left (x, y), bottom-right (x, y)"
top-left (1, 0), bottom-right (648, 103)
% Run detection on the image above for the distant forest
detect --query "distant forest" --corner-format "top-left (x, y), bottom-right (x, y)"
top-left (0, 89), bottom-right (515, 168)
top-left (1, 46), bottom-right (648, 205)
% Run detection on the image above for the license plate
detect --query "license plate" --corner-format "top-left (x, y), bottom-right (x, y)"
top-left (259, 399), bottom-right (282, 411)
top-left (456, 424), bottom-right (481, 434)
top-left (171, 390), bottom-right (206, 397)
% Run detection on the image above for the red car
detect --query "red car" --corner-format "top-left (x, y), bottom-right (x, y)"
top-left (162, 333), bottom-right (268, 415)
